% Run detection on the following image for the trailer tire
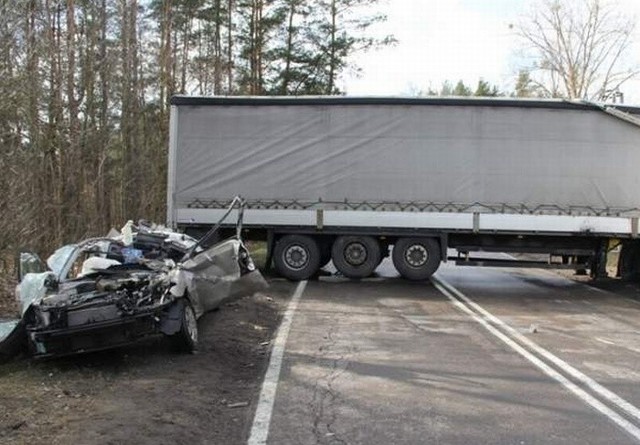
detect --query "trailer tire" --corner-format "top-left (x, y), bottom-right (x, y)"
top-left (331, 236), bottom-right (381, 279)
top-left (274, 235), bottom-right (321, 280)
top-left (393, 237), bottom-right (441, 281)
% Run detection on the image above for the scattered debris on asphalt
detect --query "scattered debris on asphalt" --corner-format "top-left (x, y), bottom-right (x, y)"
top-left (227, 401), bottom-right (249, 408)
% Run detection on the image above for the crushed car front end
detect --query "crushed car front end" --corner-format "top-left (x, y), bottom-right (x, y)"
top-left (24, 266), bottom-right (183, 358)
top-left (2, 197), bottom-right (266, 360)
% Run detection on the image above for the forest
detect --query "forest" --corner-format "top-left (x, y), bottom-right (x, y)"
top-left (0, 0), bottom-right (391, 265)
top-left (0, 0), bottom-right (636, 273)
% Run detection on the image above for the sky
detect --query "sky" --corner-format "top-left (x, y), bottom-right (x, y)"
top-left (341, 0), bottom-right (640, 103)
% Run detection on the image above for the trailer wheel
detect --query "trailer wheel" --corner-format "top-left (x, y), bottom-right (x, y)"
top-left (392, 238), bottom-right (441, 281)
top-left (274, 235), bottom-right (321, 280)
top-left (331, 236), bottom-right (382, 279)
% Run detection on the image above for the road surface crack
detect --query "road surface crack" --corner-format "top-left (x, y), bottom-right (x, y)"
top-left (309, 325), bottom-right (352, 445)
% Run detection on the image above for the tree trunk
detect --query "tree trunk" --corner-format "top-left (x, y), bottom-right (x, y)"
top-left (327, 0), bottom-right (337, 94)
top-left (227, 0), bottom-right (234, 93)
top-left (214, 0), bottom-right (222, 94)
top-left (281, 1), bottom-right (297, 94)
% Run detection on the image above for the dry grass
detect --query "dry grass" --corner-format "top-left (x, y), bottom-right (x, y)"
top-left (245, 241), bottom-right (267, 270)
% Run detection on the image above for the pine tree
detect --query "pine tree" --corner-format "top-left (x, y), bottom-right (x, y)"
top-left (453, 80), bottom-right (472, 96)
top-left (474, 79), bottom-right (500, 97)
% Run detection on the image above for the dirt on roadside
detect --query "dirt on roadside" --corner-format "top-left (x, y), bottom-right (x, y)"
top-left (0, 279), bottom-right (294, 445)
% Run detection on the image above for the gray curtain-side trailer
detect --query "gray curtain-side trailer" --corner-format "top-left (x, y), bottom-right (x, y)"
top-left (167, 96), bottom-right (640, 280)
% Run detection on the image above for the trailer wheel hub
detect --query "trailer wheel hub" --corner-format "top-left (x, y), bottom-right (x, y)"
top-left (405, 244), bottom-right (428, 267)
top-left (344, 242), bottom-right (368, 266)
top-left (284, 245), bottom-right (309, 270)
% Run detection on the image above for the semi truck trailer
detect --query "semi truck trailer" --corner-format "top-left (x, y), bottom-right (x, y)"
top-left (167, 96), bottom-right (640, 281)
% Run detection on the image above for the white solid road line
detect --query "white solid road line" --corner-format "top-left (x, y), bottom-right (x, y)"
top-left (432, 276), bottom-right (640, 443)
top-left (435, 275), bottom-right (640, 425)
top-left (248, 280), bottom-right (307, 445)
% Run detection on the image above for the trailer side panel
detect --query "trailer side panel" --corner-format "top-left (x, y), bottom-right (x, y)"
top-left (173, 101), bottom-right (640, 217)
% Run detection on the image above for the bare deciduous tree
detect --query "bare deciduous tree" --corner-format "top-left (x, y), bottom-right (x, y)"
top-left (517, 0), bottom-right (638, 100)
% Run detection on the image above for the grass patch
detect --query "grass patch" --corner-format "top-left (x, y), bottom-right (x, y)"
top-left (245, 241), bottom-right (268, 270)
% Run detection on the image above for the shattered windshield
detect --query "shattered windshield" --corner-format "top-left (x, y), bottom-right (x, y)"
top-left (46, 245), bottom-right (77, 277)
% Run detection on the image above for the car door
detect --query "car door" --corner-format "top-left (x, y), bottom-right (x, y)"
top-left (181, 238), bottom-right (242, 313)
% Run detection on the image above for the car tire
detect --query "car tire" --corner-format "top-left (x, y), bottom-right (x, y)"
top-left (392, 237), bottom-right (441, 281)
top-left (331, 236), bottom-right (382, 279)
top-left (273, 235), bottom-right (321, 280)
top-left (173, 301), bottom-right (198, 353)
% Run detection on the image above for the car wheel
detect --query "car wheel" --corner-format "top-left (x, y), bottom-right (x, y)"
top-left (331, 236), bottom-right (382, 279)
top-left (273, 235), bottom-right (321, 280)
top-left (173, 301), bottom-right (198, 352)
top-left (392, 237), bottom-right (441, 281)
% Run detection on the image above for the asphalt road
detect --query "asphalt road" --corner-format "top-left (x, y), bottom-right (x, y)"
top-left (251, 261), bottom-right (640, 445)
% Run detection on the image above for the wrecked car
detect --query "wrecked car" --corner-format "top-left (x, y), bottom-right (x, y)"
top-left (0, 198), bottom-right (266, 360)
